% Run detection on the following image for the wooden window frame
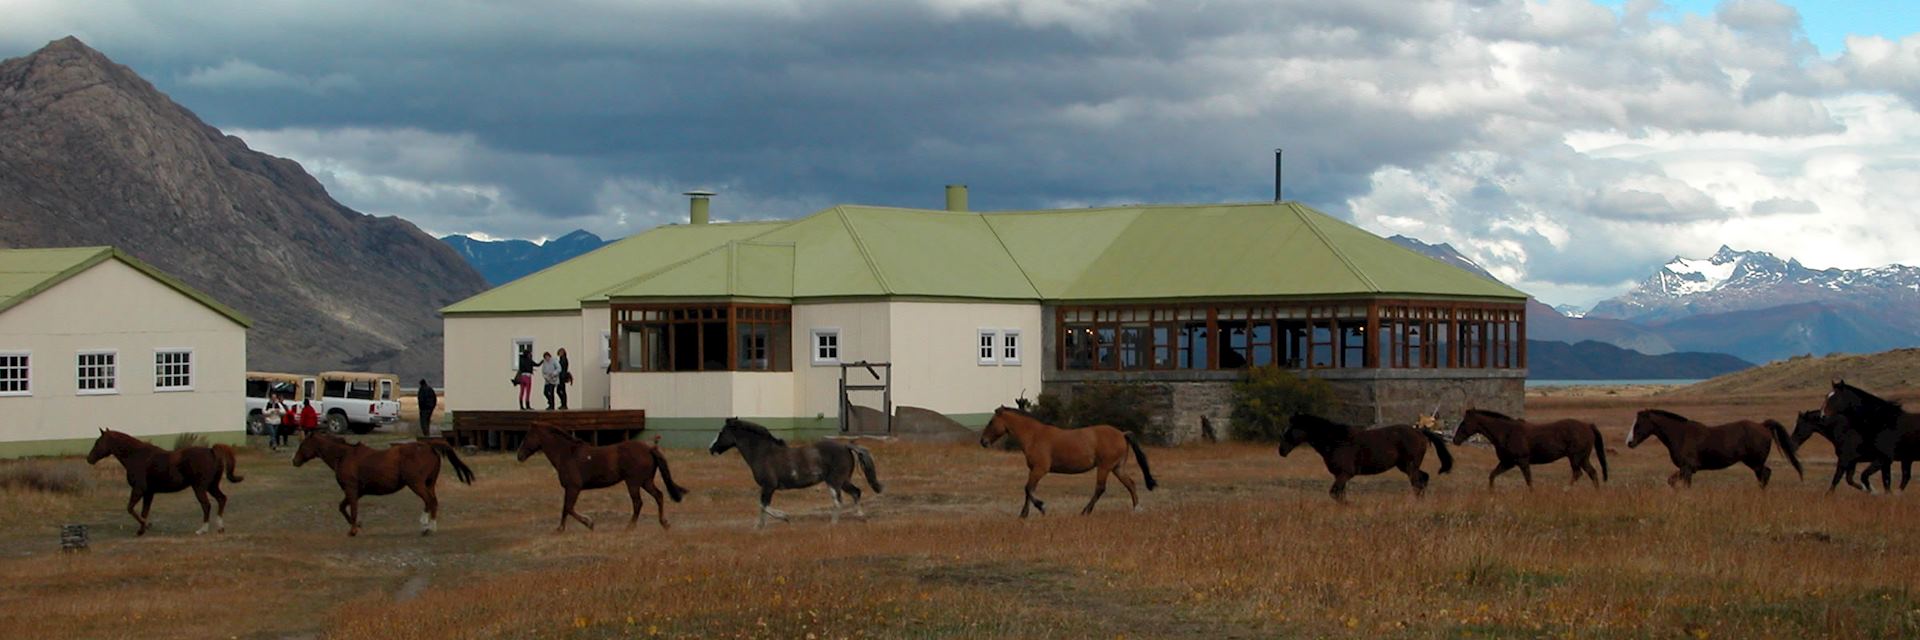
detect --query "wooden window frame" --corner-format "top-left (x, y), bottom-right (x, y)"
top-left (611, 303), bottom-right (793, 373)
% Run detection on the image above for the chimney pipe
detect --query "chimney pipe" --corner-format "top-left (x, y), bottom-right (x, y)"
top-left (1273, 148), bottom-right (1283, 203)
top-left (945, 184), bottom-right (969, 212)
top-left (684, 190), bottom-right (715, 225)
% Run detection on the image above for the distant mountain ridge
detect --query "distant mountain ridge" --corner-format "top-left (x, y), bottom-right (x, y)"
top-left (442, 230), bottom-right (608, 285)
top-left (1526, 340), bottom-right (1753, 380)
top-left (0, 37), bottom-right (487, 382)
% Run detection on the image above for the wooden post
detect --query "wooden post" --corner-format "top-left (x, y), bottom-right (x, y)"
top-left (1364, 301), bottom-right (1380, 369)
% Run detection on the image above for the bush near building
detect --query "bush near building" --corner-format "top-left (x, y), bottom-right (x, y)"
top-left (1231, 366), bottom-right (1334, 442)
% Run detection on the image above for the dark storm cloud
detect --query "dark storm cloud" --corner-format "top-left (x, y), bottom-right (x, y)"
top-left (4, 0), bottom-right (1918, 304)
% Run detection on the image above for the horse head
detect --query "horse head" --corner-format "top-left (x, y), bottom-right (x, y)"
top-left (1790, 409), bottom-right (1834, 447)
top-left (516, 424), bottom-right (551, 462)
top-left (291, 432), bottom-right (335, 467)
top-left (1451, 411), bottom-right (1484, 446)
top-left (979, 407), bottom-right (1017, 448)
top-left (1277, 413), bottom-right (1338, 456)
top-left (85, 428), bottom-right (116, 465)
top-left (1627, 409), bottom-right (1686, 449)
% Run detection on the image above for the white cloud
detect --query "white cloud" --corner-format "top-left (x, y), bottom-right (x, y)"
top-left (181, 59), bottom-right (358, 93)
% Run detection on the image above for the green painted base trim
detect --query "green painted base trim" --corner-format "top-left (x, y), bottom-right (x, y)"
top-left (945, 412), bottom-right (993, 428)
top-left (640, 417), bottom-right (841, 449)
top-left (0, 430), bottom-right (246, 459)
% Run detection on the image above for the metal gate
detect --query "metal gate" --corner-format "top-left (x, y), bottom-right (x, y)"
top-left (838, 361), bottom-right (892, 436)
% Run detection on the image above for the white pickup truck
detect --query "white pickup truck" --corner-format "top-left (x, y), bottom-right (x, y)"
top-left (316, 371), bottom-right (402, 435)
top-left (244, 371), bottom-right (313, 435)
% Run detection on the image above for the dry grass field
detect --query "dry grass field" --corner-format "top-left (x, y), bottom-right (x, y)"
top-left (4, 391), bottom-right (1920, 639)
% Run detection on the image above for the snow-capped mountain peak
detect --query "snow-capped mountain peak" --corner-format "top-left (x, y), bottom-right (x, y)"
top-left (1590, 246), bottom-right (1920, 325)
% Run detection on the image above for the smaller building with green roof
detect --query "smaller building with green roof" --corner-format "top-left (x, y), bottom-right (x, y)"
top-left (442, 189), bottom-right (1528, 445)
top-left (0, 247), bottom-right (250, 457)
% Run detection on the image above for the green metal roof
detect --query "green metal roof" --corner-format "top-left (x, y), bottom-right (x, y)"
top-left (0, 246), bottom-right (252, 327)
top-left (440, 221), bottom-right (786, 313)
top-left (985, 202), bottom-right (1526, 301)
top-left (443, 201), bottom-right (1526, 314)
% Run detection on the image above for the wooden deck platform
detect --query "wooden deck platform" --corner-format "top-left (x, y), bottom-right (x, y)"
top-left (447, 410), bottom-right (647, 450)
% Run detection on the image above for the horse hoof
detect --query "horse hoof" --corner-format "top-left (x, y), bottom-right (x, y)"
top-left (420, 529), bottom-right (433, 537)
top-left (348, 529), bottom-right (360, 537)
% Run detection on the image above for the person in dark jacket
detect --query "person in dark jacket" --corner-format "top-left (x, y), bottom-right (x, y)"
top-left (416, 379), bottom-right (438, 436)
top-left (556, 348), bottom-right (572, 410)
top-left (516, 346), bottom-right (536, 410)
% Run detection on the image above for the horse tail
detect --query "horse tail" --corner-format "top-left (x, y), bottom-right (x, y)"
top-left (1591, 424), bottom-right (1610, 482)
top-left (430, 441), bottom-right (477, 485)
top-left (1766, 419), bottom-right (1804, 480)
top-left (213, 444), bottom-right (244, 483)
top-left (650, 446), bottom-right (688, 502)
top-left (1421, 429), bottom-right (1454, 474)
top-left (849, 445), bottom-right (885, 494)
top-left (1125, 432), bottom-right (1158, 491)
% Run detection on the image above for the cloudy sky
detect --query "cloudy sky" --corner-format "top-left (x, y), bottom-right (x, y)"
top-left (4, 0), bottom-right (1918, 307)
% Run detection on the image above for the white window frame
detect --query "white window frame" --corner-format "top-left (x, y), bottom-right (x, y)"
top-left (0, 350), bottom-right (30, 397)
top-left (977, 329), bottom-right (998, 366)
top-left (600, 331), bottom-right (612, 367)
top-left (811, 328), bottom-right (841, 365)
top-left (511, 338), bottom-right (535, 369)
top-left (1001, 329), bottom-right (1023, 366)
top-left (153, 348), bottom-right (194, 392)
top-left (76, 350), bottom-right (118, 396)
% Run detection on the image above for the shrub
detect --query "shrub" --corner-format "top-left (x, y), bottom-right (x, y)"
top-left (172, 432), bottom-right (208, 449)
top-left (0, 461), bottom-right (92, 494)
top-left (1008, 386), bottom-right (1172, 444)
top-left (1067, 384), bottom-right (1166, 443)
top-left (1230, 366), bottom-right (1334, 442)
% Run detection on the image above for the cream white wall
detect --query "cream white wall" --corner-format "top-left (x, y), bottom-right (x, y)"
top-left (443, 311), bottom-right (579, 410)
top-left (611, 371), bottom-right (737, 417)
top-left (0, 259), bottom-right (247, 447)
top-left (791, 302), bottom-right (891, 419)
top-left (887, 301), bottom-right (1042, 417)
top-left (577, 305), bottom-right (611, 409)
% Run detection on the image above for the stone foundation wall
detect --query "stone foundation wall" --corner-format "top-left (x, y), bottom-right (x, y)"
top-left (1042, 371), bottom-right (1524, 444)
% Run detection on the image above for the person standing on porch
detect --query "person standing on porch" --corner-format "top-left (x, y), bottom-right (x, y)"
top-left (515, 346), bottom-right (536, 410)
top-left (539, 351), bottom-right (560, 411)
top-left (555, 348), bottom-right (572, 410)
top-left (416, 379), bottom-right (438, 436)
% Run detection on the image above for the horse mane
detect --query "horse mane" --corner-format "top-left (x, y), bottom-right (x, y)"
top-left (1289, 413), bottom-right (1356, 437)
top-left (1834, 381), bottom-right (1904, 416)
top-left (995, 405), bottom-right (1043, 421)
top-left (1641, 409), bottom-right (1693, 423)
top-left (725, 418), bottom-right (787, 446)
top-left (1464, 409), bottom-right (1518, 422)
top-left (100, 429), bottom-right (156, 450)
top-left (534, 424), bottom-right (588, 446)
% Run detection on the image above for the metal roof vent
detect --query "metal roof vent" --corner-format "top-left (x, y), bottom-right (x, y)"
top-left (684, 190), bottom-right (716, 225)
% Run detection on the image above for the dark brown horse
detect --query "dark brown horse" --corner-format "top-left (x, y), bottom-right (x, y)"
top-left (85, 429), bottom-right (242, 536)
top-left (1822, 381), bottom-right (1919, 492)
top-left (1791, 410), bottom-right (1872, 493)
top-left (1452, 409), bottom-right (1607, 489)
top-left (710, 418), bottom-right (884, 528)
top-left (978, 407), bottom-right (1157, 518)
top-left (292, 433), bottom-right (475, 536)
top-left (1277, 414), bottom-right (1451, 502)
top-left (1627, 409), bottom-right (1802, 488)
top-left (517, 425), bottom-right (688, 531)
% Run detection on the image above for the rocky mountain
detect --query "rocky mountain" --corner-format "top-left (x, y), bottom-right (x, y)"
top-left (1388, 235), bottom-right (1499, 281)
top-left (1526, 340), bottom-right (1753, 380)
top-left (0, 37), bottom-right (487, 383)
top-left (1552, 304), bottom-right (1586, 318)
top-left (1589, 246), bottom-right (1920, 325)
top-left (442, 229), bottom-right (607, 286)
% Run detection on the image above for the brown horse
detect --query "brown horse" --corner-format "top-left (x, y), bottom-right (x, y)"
top-left (978, 407), bottom-right (1156, 518)
top-left (292, 433), bottom-right (475, 536)
top-left (1627, 409), bottom-right (1802, 488)
top-left (1791, 410), bottom-right (1872, 493)
top-left (1277, 414), bottom-right (1452, 502)
top-left (85, 429), bottom-right (242, 536)
top-left (517, 425), bottom-right (689, 531)
top-left (1452, 409), bottom-right (1608, 489)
